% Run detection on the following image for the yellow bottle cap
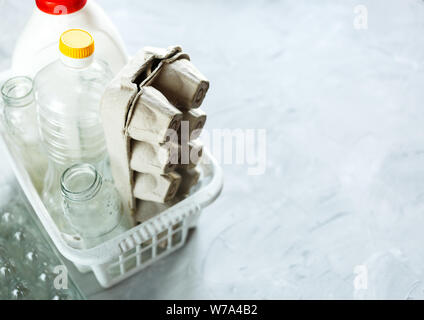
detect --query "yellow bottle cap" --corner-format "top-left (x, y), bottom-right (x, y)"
top-left (59, 29), bottom-right (95, 59)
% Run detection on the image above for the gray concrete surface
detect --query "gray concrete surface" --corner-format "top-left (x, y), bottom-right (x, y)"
top-left (2, 0), bottom-right (424, 299)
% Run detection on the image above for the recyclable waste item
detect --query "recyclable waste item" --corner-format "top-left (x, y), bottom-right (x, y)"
top-left (126, 86), bottom-right (183, 144)
top-left (143, 46), bottom-right (210, 109)
top-left (1, 76), bottom-right (47, 192)
top-left (12, 0), bottom-right (128, 76)
top-left (133, 171), bottom-right (182, 203)
top-left (1, 44), bottom-right (222, 288)
top-left (61, 164), bottom-right (133, 249)
top-left (181, 109), bottom-right (207, 141)
top-left (0, 184), bottom-right (84, 300)
top-left (130, 140), bottom-right (179, 174)
top-left (34, 29), bottom-right (113, 241)
top-left (101, 46), bottom-right (210, 218)
top-left (179, 139), bottom-right (204, 170)
top-left (176, 167), bottom-right (201, 197)
top-left (134, 168), bottom-right (201, 223)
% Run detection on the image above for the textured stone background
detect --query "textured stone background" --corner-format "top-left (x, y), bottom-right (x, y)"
top-left (1, 0), bottom-right (424, 299)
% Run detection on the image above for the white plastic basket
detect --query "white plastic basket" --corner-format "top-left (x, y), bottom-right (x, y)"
top-left (0, 69), bottom-right (223, 288)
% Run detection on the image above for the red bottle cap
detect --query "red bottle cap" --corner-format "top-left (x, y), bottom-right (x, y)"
top-left (35, 0), bottom-right (87, 15)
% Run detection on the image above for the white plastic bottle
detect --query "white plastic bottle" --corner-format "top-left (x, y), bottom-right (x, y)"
top-left (12, 0), bottom-right (128, 76)
top-left (34, 29), bottom-right (113, 241)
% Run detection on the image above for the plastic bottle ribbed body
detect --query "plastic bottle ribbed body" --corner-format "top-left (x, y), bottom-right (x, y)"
top-left (34, 58), bottom-right (113, 237)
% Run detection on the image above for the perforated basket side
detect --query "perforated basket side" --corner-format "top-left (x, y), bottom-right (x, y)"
top-left (92, 204), bottom-right (202, 288)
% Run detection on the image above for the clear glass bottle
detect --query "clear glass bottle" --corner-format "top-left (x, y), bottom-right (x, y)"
top-left (34, 29), bottom-right (113, 237)
top-left (61, 164), bottom-right (133, 249)
top-left (1, 76), bottom-right (48, 192)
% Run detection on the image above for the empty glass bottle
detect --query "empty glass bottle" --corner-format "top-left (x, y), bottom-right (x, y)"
top-left (61, 164), bottom-right (133, 249)
top-left (1, 76), bottom-right (47, 192)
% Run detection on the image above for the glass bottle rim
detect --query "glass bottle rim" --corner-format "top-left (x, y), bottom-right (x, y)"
top-left (1, 76), bottom-right (34, 108)
top-left (60, 163), bottom-right (102, 202)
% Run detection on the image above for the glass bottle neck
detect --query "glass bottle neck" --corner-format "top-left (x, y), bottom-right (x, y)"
top-left (61, 164), bottom-right (102, 202)
top-left (1, 76), bottom-right (35, 108)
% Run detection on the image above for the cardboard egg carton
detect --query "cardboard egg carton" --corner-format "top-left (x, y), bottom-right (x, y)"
top-left (101, 46), bottom-right (209, 215)
top-left (181, 109), bottom-right (207, 141)
top-left (135, 167), bottom-right (201, 224)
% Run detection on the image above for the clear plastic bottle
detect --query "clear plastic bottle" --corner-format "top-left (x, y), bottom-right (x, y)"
top-left (34, 29), bottom-right (113, 238)
top-left (61, 164), bottom-right (133, 249)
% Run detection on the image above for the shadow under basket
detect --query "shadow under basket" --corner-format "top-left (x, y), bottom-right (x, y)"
top-left (0, 69), bottom-right (223, 288)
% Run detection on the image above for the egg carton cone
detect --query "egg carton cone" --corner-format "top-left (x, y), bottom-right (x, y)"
top-left (130, 140), bottom-right (179, 175)
top-left (144, 46), bottom-right (210, 110)
top-left (133, 171), bottom-right (182, 203)
top-left (134, 165), bottom-right (201, 224)
top-left (176, 166), bottom-right (201, 197)
top-left (180, 108), bottom-right (207, 143)
top-left (179, 139), bottom-right (204, 170)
